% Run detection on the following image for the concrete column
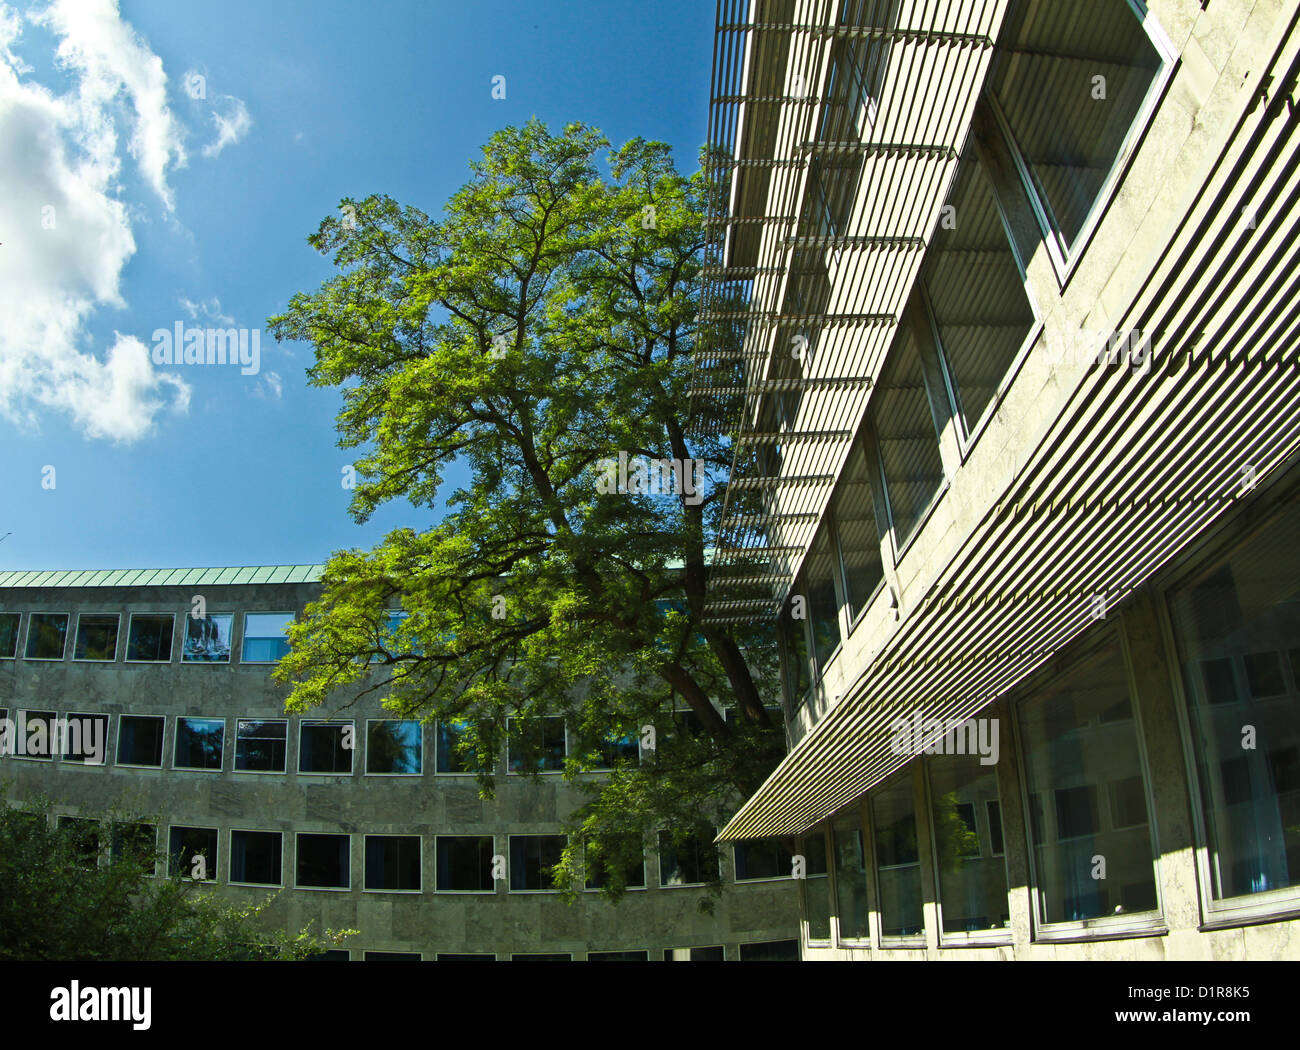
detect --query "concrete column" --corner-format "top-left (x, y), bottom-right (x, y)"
top-left (912, 758), bottom-right (942, 951)
top-left (991, 694), bottom-right (1036, 954)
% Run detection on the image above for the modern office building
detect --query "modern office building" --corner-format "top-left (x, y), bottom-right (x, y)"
top-left (0, 567), bottom-right (798, 960)
top-left (695, 0), bottom-right (1300, 958)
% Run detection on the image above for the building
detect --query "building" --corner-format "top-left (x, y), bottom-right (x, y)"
top-left (695, 0), bottom-right (1300, 959)
top-left (0, 567), bottom-right (798, 960)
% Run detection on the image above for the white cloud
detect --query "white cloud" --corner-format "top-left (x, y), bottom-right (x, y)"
top-left (0, 0), bottom-right (190, 443)
top-left (201, 93), bottom-right (250, 158)
top-left (253, 370), bottom-right (283, 400)
top-left (178, 295), bottom-right (235, 326)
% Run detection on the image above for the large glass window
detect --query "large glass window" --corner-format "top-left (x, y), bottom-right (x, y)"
top-left (368, 719), bottom-right (423, 775)
top-left (802, 829), bottom-right (831, 943)
top-left (583, 836), bottom-right (646, 891)
top-left (507, 715), bottom-right (566, 774)
top-left (832, 810), bottom-right (870, 942)
top-left (117, 715), bottom-right (165, 767)
top-left (831, 441), bottom-right (884, 620)
top-left (436, 719), bottom-right (488, 774)
top-left (873, 770), bottom-right (924, 940)
top-left (125, 614), bottom-right (173, 662)
top-left (235, 719), bottom-right (287, 773)
top-left (24, 613), bottom-right (68, 660)
top-left (988, 0), bottom-right (1166, 257)
top-left (1018, 642), bottom-right (1159, 924)
top-left (296, 833), bottom-right (351, 889)
top-left (436, 835), bottom-right (495, 892)
top-left (73, 614), bottom-right (119, 662)
top-left (174, 717), bottom-right (224, 771)
top-left (169, 826), bottom-right (218, 882)
top-left (230, 830), bottom-right (282, 886)
top-left (802, 525), bottom-right (841, 672)
top-left (929, 753), bottom-right (1011, 936)
top-left (14, 710), bottom-right (55, 761)
top-left (658, 827), bottom-right (718, 887)
top-left (61, 713), bottom-right (108, 765)
top-left (0, 613), bottom-right (20, 659)
top-left (733, 838), bottom-right (794, 882)
top-left (364, 835), bottom-right (421, 892)
top-left (182, 613), bottom-right (233, 663)
top-left (1167, 507), bottom-right (1300, 903)
top-left (299, 721), bottom-right (353, 775)
top-left (510, 835), bottom-right (566, 892)
top-left (241, 612), bottom-right (294, 663)
top-left (782, 599), bottom-right (811, 710)
top-left (922, 136), bottom-right (1036, 435)
top-left (871, 319), bottom-right (946, 550)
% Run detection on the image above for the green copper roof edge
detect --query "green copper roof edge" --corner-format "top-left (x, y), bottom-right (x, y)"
top-left (0, 565), bottom-right (326, 587)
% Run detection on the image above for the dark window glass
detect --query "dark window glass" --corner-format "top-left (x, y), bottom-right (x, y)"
top-left (507, 716), bottom-right (566, 773)
top-left (174, 717), bottom-right (224, 771)
top-left (588, 951), bottom-right (649, 961)
top-left (230, 830), bottom-right (282, 885)
top-left (931, 753), bottom-right (1011, 935)
top-left (182, 613), bottom-right (233, 663)
top-left (364, 952), bottom-right (420, 961)
top-left (299, 722), bottom-right (353, 774)
top-left (1168, 505), bottom-right (1300, 900)
top-left (832, 812), bottom-right (870, 941)
top-left (659, 827), bottom-right (718, 887)
top-left (989, 0), bottom-right (1164, 253)
top-left (593, 732), bottom-right (640, 769)
top-left (923, 137), bottom-right (1035, 433)
top-left (802, 830), bottom-right (831, 942)
top-left (987, 799), bottom-right (1005, 856)
top-left (25, 613), bottom-right (68, 660)
top-left (126, 614), bottom-right (173, 662)
top-left (436, 954), bottom-right (496, 961)
top-left (872, 319), bottom-right (945, 549)
top-left (309, 950), bottom-right (351, 961)
top-left (831, 442), bottom-right (884, 619)
top-left (296, 833), bottom-right (350, 889)
top-left (235, 719), bottom-right (287, 773)
top-left (13, 710), bottom-right (54, 761)
top-left (782, 607), bottom-right (811, 709)
top-left (368, 719), bottom-right (422, 774)
top-left (436, 836), bottom-right (495, 892)
top-left (0, 613), bottom-right (20, 658)
top-left (873, 772), bottom-right (924, 938)
top-left (73, 614), bottom-right (119, 661)
top-left (117, 715), bottom-right (164, 767)
top-left (584, 835), bottom-right (645, 890)
top-left (733, 838), bottom-right (794, 881)
top-left (61, 713), bottom-right (108, 765)
top-left (510, 835), bottom-right (565, 891)
top-left (1018, 643), bottom-right (1159, 922)
top-left (803, 525), bottom-right (841, 672)
top-left (436, 720), bottom-right (488, 774)
top-left (365, 836), bottom-right (421, 891)
top-left (510, 954), bottom-right (570, 962)
top-left (738, 940), bottom-right (799, 961)
top-left (169, 826), bottom-right (218, 882)
top-left (683, 946), bottom-right (725, 961)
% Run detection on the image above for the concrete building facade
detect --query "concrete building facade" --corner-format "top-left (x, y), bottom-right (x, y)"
top-left (695, 0), bottom-right (1300, 959)
top-left (0, 568), bottom-right (798, 960)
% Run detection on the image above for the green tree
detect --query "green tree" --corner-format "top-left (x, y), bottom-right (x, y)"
top-left (268, 119), bottom-right (782, 903)
top-left (0, 793), bottom-right (354, 960)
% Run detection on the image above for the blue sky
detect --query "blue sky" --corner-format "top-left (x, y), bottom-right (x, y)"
top-left (0, 0), bottom-right (713, 571)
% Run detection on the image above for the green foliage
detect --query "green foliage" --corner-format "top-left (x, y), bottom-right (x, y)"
top-left (932, 791), bottom-right (981, 875)
top-left (0, 792), bottom-right (354, 960)
top-left (268, 120), bottom-right (784, 903)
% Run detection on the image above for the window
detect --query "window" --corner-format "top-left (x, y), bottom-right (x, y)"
top-left (988, 0), bottom-right (1169, 264)
top-left (510, 835), bottom-right (566, 892)
top-left (802, 829), bottom-right (831, 943)
top-left (802, 524), bottom-right (842, 672)
top-left (592, 731), bottom-right (640, 769)
top-left (125, 614), bottom-right (173, 662)
top-left (367, 719), bottom-right (423, 775)
top-left (73, 614), bottom-right (119, 661)
top-left (235, 719), bottom-right (287, 773)
top-left (24, 613), bottom-right (68, 660)
top-left (782, 600), bottom-right (811, 710)
top-left (241, 612), bottom-right (294, 663)
top-left (1167, 506), bottom-right (1300, 906)
top-left (1018, 642), bottom-right (1159, 925)
top-left (229, 830), bottom-right (283, 886)
top-left (169, 826), bottom-right (218, 882)
top-left (668, 945), bottom-right (724, 961)
top-left (588, 950), bottom-right (649, 961)
top-left (111, 822), bottom-right (157, 872)
top-left (584, 836), bottom-right (646, 891)
top-left (436, 954), bottom-right (496, 961)
top-left (116, 715), bottom-right (164, 767)
top-left (510, 953), bottom-right (571, 962)
top-left (174, 717), bottom-right (224, 771)
top-left (436, 719), bottom-right (489, 774)
top-left (310, 950), bottom-right (351, 961)
top-left (365, 835), bottom-right (421, 892)
top-left (436, 836), bottom-right (495, 892)
top-left (658, 827), bottom-right (718, 887)
top-left (296, 833), bottom-right (351, 889)
top-left (930, 752), bottom-right (1011, 937)
top-left (0, 613), bottom-right (19, 659)
top-left (299, 721), bottom-right (353, 774)
top-left (738, 940), bottom-right (799, 961)
top-left (61, 713), bottom-right (109, 765)
top-left (831, 441), bottom-right (884, 621)
top-left (871, 317), bottom-right (946, 551)
top-left (922, 136), bottom-right (1036, 437)
top-left (13, 710), bottom-right (55, 761)
top-left (873, 771), bottom-right (924, 940)
top-left (507, 715), bottom-right (566, 773)
top-left (59, 816), bottom-right (101, 869)
top-left (182, 613), bottom-right (233, 663)
top-left (733, 838), bottom-right (794, 881)
top-left (364, 951), bottom-right (420, 961)
top-left (832, 811), bottom-right (870, 942)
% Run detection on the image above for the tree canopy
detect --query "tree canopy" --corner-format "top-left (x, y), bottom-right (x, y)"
top-left (268, 119), bottom-right (784, 901)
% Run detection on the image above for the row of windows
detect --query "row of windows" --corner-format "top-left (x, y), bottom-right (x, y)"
top-left (0, 713), bottom-right (676, 775)
top-left (778, 0), bottom-right (1176, 705)
top-left (0, 610), bottom-right (292, 664)
top-left (312, 942), bottom-right (796, 962)
top-left (49, 819), bottom-right (778, 894)
top-left (793, 499), bottom-right (1300, 946)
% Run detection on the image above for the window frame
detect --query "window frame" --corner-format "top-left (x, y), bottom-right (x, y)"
top-left (239, 610), bottom-right (295, 665)
top-left (505, 714), bottom-right (567, 775)
top-left (294, 831), bottom-right (352, 892)
top-left (434, 834), bottom-right (497, 894)
top-left (0, 612), bottom-right (21, 659)
top-left (123, 612), bottom-right (175, 664)
top-left (366, 718), bottom-right (425, 777)
top-left (227, 828), bottom-right (285, 887)
top-left (233, 717), bottom-right (289, 775)
top-left (172, 716), bottom-right (226, 773)
top-left (71, 612), bottom-right (121, 663)
top-left (23, 611), bottom-right (69, 661)
top-left (167, 824), bottom-right (219, 884)
top-left (508, 833), bottom-right (568, 894)
top-left (362, 833), bottom-right (423, 894)
top-left (115, 713), bottom-right (166, 769)
top-left (297, 719), bottom-right (355, 776)
top-left (181, 611), bottom-right (235, 664)
top-left (11, 709), bottom-right (57, 762)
